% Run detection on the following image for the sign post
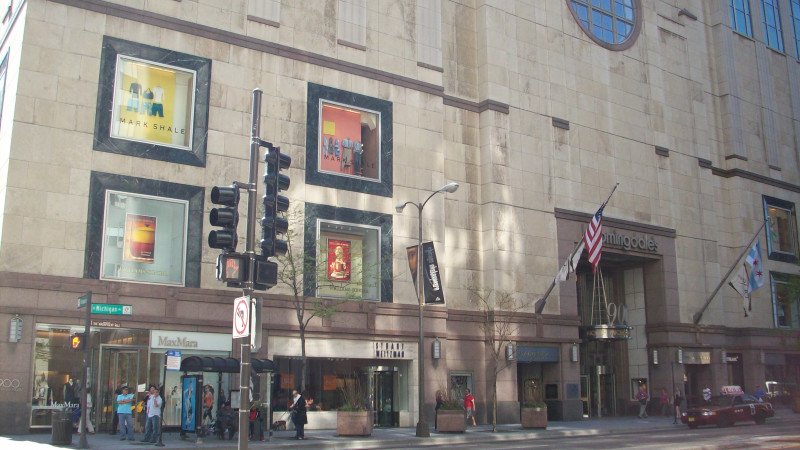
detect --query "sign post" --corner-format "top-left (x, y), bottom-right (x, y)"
top-left (77, 291), bottom-right (92, 449)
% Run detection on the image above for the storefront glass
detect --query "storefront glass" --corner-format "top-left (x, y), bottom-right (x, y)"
top-left (31, 324), bottom-right (149, 429)
top-left (273, 357), bottom-right (408, 426)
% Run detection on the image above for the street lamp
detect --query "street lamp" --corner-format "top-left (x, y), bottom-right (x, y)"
top-left (396, 181), bottom-right (459, 438)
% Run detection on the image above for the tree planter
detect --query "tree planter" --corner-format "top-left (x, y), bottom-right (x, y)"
top-left (436, 409), bottom-right (466, 433)
top-left (521, 407), bottom-right (547, 429)
top-left (337, 411), bottom-right (373, 436)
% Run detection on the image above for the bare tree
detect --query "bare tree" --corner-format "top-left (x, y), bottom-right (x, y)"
top-left (469, 285), bottom-right (532, 432)
top-left (272, 208), bottom-right (386, 393)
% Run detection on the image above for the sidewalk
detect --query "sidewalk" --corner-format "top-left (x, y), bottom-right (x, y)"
top-left (2, 407), bottom-right (795, 450)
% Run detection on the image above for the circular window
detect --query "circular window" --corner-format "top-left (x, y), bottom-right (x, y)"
top-left (567, 0), bottom-right (642, 50)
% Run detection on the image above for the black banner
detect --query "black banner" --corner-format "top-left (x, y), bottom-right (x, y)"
top-left (407, 242), bottom-right (445, 305)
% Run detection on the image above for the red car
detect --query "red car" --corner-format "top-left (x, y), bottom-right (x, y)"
top-left (681, 394), bottom-right (774, 429)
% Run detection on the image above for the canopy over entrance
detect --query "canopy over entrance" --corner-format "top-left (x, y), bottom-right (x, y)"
top-left (179, 356), bottom-right (276, 373)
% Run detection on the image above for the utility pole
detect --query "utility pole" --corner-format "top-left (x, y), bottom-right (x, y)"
top-left (78, 291), bottom-right (92, 449)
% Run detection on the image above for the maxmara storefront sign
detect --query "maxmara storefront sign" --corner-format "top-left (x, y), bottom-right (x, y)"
top-left (603, 230), bottom-right (658, 252)
top-left (150, 330), bottom-right (232, 352)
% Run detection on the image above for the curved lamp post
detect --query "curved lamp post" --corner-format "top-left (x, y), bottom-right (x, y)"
top-left (395, 182), bottom-right (459, 437)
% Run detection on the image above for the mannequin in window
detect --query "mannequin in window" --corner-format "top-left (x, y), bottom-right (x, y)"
top-left (127, 82), bottom-right (142, 111)
top-left (35, 373), bottom-right (50, 405)
top-left (63, 378), bottom-right (76, 406)
top-left (151, 86), bottom-right (165, 117)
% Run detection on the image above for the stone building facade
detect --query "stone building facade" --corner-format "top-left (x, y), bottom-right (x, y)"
top-left (0, 0), bottom-right (797, 434)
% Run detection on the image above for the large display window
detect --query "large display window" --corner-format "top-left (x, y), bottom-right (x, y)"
top-left (111, 55), bottom-right (195, 149)
top-left (304, 203), bottom-right (393, 302)
top-left (94, 36), bottom-right (211, 167)
top-left (305, 83), bottom-right (393, 197)
top-left (316, 219), bottom-right (380, 300)
top-left (318, 101), bottom-right (380, 180)
top-left (84, 172), bottom-right (204, 288)
top-left (100, 191), bottom-right (188, 286)
top-left (30, 324), bottom-right (149, 429)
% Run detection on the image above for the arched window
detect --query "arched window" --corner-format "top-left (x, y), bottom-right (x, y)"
top-left (567, 0), bottom-right (642, 50)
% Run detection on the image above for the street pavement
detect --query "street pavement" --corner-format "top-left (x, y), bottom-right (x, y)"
top-left (2, 406), bottom-right (796, 449)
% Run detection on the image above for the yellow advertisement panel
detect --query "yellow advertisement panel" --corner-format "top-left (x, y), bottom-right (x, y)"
top-left (112, 57), bottom-right (193, 148)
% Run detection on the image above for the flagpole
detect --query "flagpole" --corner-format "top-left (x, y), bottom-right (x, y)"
top-left (535, 239), bottom-right (584, 314)
top-left (535, 183), bottom-right (620, 314)
top-left (692, 220), bottom-right (768, 324)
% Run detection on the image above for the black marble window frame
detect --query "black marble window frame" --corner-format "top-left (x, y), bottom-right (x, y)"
top-left (305, 83), bottom-right (393, 197)
top-left (763, 195), bottom-right (799, 263)
top-left (93, 35), bottom-right (211, 167)
top-left (304, 203), bottom-right (393, 302)
top-left (84, 171), bottom-right (204, 288)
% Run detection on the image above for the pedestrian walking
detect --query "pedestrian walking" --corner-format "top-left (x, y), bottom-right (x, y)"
top-left (673, 389), bottom-right (683, 424)
top-left (636, 385), bottom-right (649, 418)
top-left (290, 390), bottom-right (307, 440)
top-left (464, 388), bottom-right (477, 426)
top-left (660, 389), bottom-right (670, 417)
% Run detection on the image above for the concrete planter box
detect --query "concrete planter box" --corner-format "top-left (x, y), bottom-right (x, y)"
top-left (521, 407), bottom-right (547, 429)
top-left (336, 411), bottom-right (373, 436)
top-left (436, 409), bottom-right (466, 433)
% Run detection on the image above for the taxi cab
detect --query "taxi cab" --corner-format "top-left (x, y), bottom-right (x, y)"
top-left (680, 386), bottom-right (774, 429)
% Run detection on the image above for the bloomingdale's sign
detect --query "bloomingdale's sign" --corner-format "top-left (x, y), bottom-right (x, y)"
top-left (150, 330), bottom-right (232, 352)
top-left (603, 230), bottom-right (658, 252)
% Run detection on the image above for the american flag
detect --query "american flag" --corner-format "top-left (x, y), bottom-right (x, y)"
top-left (584, 204), bottom-right (605, 273)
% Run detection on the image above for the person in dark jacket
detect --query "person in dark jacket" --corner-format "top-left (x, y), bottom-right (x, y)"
top-left (217, 401), bottom-right (237, 440)
top-left (290, 390), bottom-right (307, 440)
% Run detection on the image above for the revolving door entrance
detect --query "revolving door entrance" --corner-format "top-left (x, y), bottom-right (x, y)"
top-left (369, 366), bottom-right (398, 427)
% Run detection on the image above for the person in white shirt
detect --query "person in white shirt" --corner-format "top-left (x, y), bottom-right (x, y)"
top-left (143, 386), bottom-right (162, 443)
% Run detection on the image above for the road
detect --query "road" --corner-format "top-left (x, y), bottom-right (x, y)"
top-left (382, 420), bottom-right (800, 449)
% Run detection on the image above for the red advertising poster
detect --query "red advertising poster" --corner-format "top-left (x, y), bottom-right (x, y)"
top-left (123, 214), bottom-right (157, 263)
top-left (327, 239), bottom-right (351, 281)
top-left (323, 375), bottom-right (338, 391)
top-left (320, 104), bottom-right (361, 176)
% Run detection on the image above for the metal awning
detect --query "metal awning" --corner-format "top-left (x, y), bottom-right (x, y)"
top-left (179, 356), bottom-right (276, 374)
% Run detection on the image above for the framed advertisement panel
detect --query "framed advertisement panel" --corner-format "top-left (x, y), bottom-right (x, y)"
top-left (94, 36), bottom-right (211, 167)
top-left (180, 375), bottom-right (203, 432)
top-left (111, 55), bottom-right (195, 149)
top-left (100, 190), bottom-right (188, 286)
top-left (84, 172), bottom-right (204, 288)
top-left (305, 83), bottom-right (393, 197)
top-left (316, 220), bottom-right (378, 300)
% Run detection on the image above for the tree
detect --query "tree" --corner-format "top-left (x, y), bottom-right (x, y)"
top-left (469, 285), bottom-right (532, 432)
top-left (272, 208), bottom-right (387, 394)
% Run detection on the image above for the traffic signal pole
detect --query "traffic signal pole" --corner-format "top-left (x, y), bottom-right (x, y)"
top-left (236, 89), bottom-right (265, 450)
top-left (78, 290), bottom-right (91, 449)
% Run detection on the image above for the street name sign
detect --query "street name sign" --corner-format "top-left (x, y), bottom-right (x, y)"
top-left (91, 304), bottom-right (132, 315)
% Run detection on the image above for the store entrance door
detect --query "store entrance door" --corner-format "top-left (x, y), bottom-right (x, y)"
top-left (591, 367), bottom-right (616, 418)
top-left (97, 346), bottom-right (148, 433)
top-left (370, 366), bottom-right (398, 427)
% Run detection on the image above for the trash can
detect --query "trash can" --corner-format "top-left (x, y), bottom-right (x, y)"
top-left (51, 410), bottom-right (73, 445)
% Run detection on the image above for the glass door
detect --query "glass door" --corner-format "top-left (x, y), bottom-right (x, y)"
top-left (97, 346), bottom-right (148, 433)
top-left (370, 367), bottom-right (398, 427)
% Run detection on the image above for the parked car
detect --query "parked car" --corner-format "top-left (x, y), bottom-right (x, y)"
top-left (681, 393), bottom-right (774, 429)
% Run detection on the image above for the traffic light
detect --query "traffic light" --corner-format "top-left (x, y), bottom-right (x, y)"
top-left (260, 145), bottom-right (291, 258)
top-left (70, 333), bottom-right (85, 351)
top-left (216, 252), bottom-right (249, 287)
top-left (208, 185), bottom-right (240, 251)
